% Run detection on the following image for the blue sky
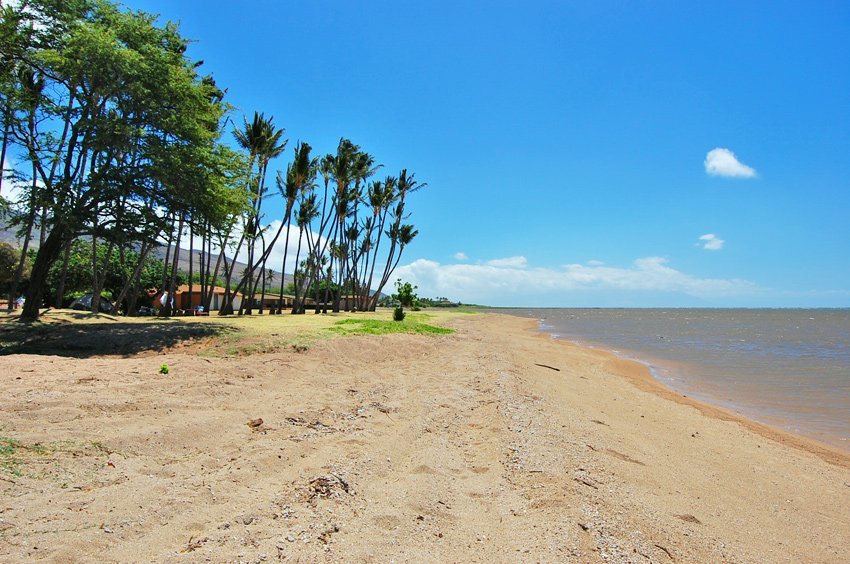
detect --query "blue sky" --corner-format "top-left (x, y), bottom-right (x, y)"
top-left (128, 0), bottom-right (850, 307)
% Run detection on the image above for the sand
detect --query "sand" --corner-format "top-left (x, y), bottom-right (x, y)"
top-left (1, 312), bottom-right (848, 562)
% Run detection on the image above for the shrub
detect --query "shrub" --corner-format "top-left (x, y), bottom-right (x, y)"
top-left (393, 306), bottom-right (406, 321)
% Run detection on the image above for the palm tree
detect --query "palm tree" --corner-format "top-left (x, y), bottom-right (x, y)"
top-left (276, 141), bottom-right (317, 312)
top-left (359, 176), bottom-right (396, 309)
top-left (290, 192), bottom-right (319, 313)
top-left (324, 139), bottom-right (379, 311)
top-left (368, 169), bottom-right (425, 310)
top-left (221, 112), bottom-right (286, 314)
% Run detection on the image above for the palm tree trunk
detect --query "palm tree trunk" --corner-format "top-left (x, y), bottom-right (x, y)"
top-left (277, 218), bottom-right (293, 313)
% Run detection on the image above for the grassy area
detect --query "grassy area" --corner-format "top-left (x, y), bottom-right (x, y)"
top-left (326, 316), bottom-right (454, 336)
top-left (0, 307), bottom-right (464, 357)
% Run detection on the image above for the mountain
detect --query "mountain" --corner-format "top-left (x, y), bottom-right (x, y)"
top-left (0, 219), bottom-right (293, 289)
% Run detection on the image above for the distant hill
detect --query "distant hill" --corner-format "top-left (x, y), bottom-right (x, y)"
top-left (0, 219), bottom-right (292, 290)
top-left (149, 245), bottom-right (293, 290)
top-left (0, 220), bottom-right (394, 298)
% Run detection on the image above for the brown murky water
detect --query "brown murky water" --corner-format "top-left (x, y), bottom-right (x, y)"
top-left (502, 308), bottom-right (850, 452)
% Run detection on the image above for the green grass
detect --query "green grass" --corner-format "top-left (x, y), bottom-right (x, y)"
top-left (1, 437), bottom-right (30, 477)
top-left (326, 317), bottom-right (454, 336)
top-left (1, 307), bottom-right (463, 358)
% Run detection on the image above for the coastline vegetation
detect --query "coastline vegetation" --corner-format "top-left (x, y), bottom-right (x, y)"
top-left (0, 0), bottom-right (427, 321)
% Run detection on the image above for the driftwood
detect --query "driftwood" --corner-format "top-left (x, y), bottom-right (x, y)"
top-left (534, 363), bottom-right (560, 371)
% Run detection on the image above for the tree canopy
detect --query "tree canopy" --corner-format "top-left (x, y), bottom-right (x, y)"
top-left (1, 0), bottom-right (425, 320)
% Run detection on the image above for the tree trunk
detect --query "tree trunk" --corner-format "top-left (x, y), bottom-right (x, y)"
top-left (54, 241), bottom-right (72, 308)
top-left (188, 215), bottom-right (194, 314)
top-left (161, 215), bottom-right (174, 290)
top-left (277, 214), bottom-right (293, 313)
top-left (8, 207), bottom-right (37, 310)
top-left (91, 238), bottom-right (115, 314)
top-left (0, 116), bottom-right (9, 195)
top-left (113, 241), bottom-right (152, 315)
top-left (90, 232), bottom-right (100, 313)
top-left (21, 224), bottom-right (69, 321)
top-left (289, 227), bottom-right (304, 314)
top-left (160, 215), bottom-right (184, 317)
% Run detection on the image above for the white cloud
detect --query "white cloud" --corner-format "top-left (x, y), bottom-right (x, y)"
top-left (395, 256), bottom-right (759, 306)
top-left (586, 259), bottom-right (605, 266)
top-left (486, 256), bottom-right (527, 268)
top-left (704, 148), bottom-right (757, 178)
top-left (698, 233), bottom-right (724, 251)
top-left (453, 251), bottom-right (468, 261)
top-left (0, 156), bottom-right (29, 206)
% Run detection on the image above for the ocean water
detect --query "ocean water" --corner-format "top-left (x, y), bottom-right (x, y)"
top-left (500, 308), bottom-right (850, 452)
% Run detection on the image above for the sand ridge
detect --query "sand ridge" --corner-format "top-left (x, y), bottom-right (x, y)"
top-left (0, 313), bottom-right (848, 562)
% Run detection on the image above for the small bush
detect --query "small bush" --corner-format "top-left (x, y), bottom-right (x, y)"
top-left (159, 364), bottom-right (169, 375)
top-left (393, 306), bottom-right (406, 321)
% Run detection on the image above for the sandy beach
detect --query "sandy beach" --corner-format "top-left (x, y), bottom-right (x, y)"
top-left (1, 312), bottom-right (848, 562)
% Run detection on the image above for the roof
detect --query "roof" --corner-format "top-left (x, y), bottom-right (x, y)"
top-left (173, 284), bottom-right (233, 295)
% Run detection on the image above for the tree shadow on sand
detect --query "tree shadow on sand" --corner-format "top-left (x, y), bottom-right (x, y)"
top-left (0, 319), bottom-right (235, 358)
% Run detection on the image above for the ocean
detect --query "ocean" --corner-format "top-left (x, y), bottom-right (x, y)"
top-left (500, 308), bottom-right (850, 452)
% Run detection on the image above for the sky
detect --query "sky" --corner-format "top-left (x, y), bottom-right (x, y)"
top-left (60, 1), bottom-right (850, 305)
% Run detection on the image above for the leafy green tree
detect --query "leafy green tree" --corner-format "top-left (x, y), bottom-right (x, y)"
top-left (1, 0), bottom-right (236, 321)
top-left (0, 242), bottom-right (30, 300)
top-left (33, 239), bottom-right (167, 310)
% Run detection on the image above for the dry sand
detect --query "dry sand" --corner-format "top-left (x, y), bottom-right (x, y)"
top-left (1, 312), bottom-right (848, 562)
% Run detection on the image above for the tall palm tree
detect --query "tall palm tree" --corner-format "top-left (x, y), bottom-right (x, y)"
top-left (324, 139), bottom-right (379, 311)
top-left (276, 141), bottom-right (317, 312)
top-left (359, 176), bottom-right (396, 309)
top-left (290, 192), bottom-right (319, 313)
top-left (368, 169), bottom-right (425, 310)
top-left (221, 112), bottom-right (286, 314)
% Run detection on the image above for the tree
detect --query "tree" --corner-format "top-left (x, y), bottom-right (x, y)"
top-left (1, 0), bottom-right (236, 321)
top-left (391, 278), bottom-right (418, 321)
top-left (0, 242), bottom-right (30, 302)
top-left (229, 112), bottom-right (286, 315)
top-left (275, 141), bottom-right (317, 312)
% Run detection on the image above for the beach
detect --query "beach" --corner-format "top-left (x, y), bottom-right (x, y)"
top-left (1, 312), bottom-right (848, 562)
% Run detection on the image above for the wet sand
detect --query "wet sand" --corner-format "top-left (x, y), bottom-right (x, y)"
top-left (1, 312), bottom-right (848, 562)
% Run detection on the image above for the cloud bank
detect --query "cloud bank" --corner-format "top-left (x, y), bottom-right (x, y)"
top-left (395, 255), bottom-right (759, 306)
top-left (704, 148), bottom-right (757, 178)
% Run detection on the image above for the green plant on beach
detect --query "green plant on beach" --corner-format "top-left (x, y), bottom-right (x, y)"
top-left (391, 279), bottom-right (418, 321)
top-left (159, 364), bottom-right (169, 375)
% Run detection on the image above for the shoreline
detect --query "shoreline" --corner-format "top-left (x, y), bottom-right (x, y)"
top-left (523, 319), bottom-right (850, 470)
top-left (1, 310), bottom-right (848, 561)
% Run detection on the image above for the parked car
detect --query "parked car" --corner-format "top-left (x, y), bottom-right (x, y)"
top-left (69, 294), bottom-right (114, 313)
